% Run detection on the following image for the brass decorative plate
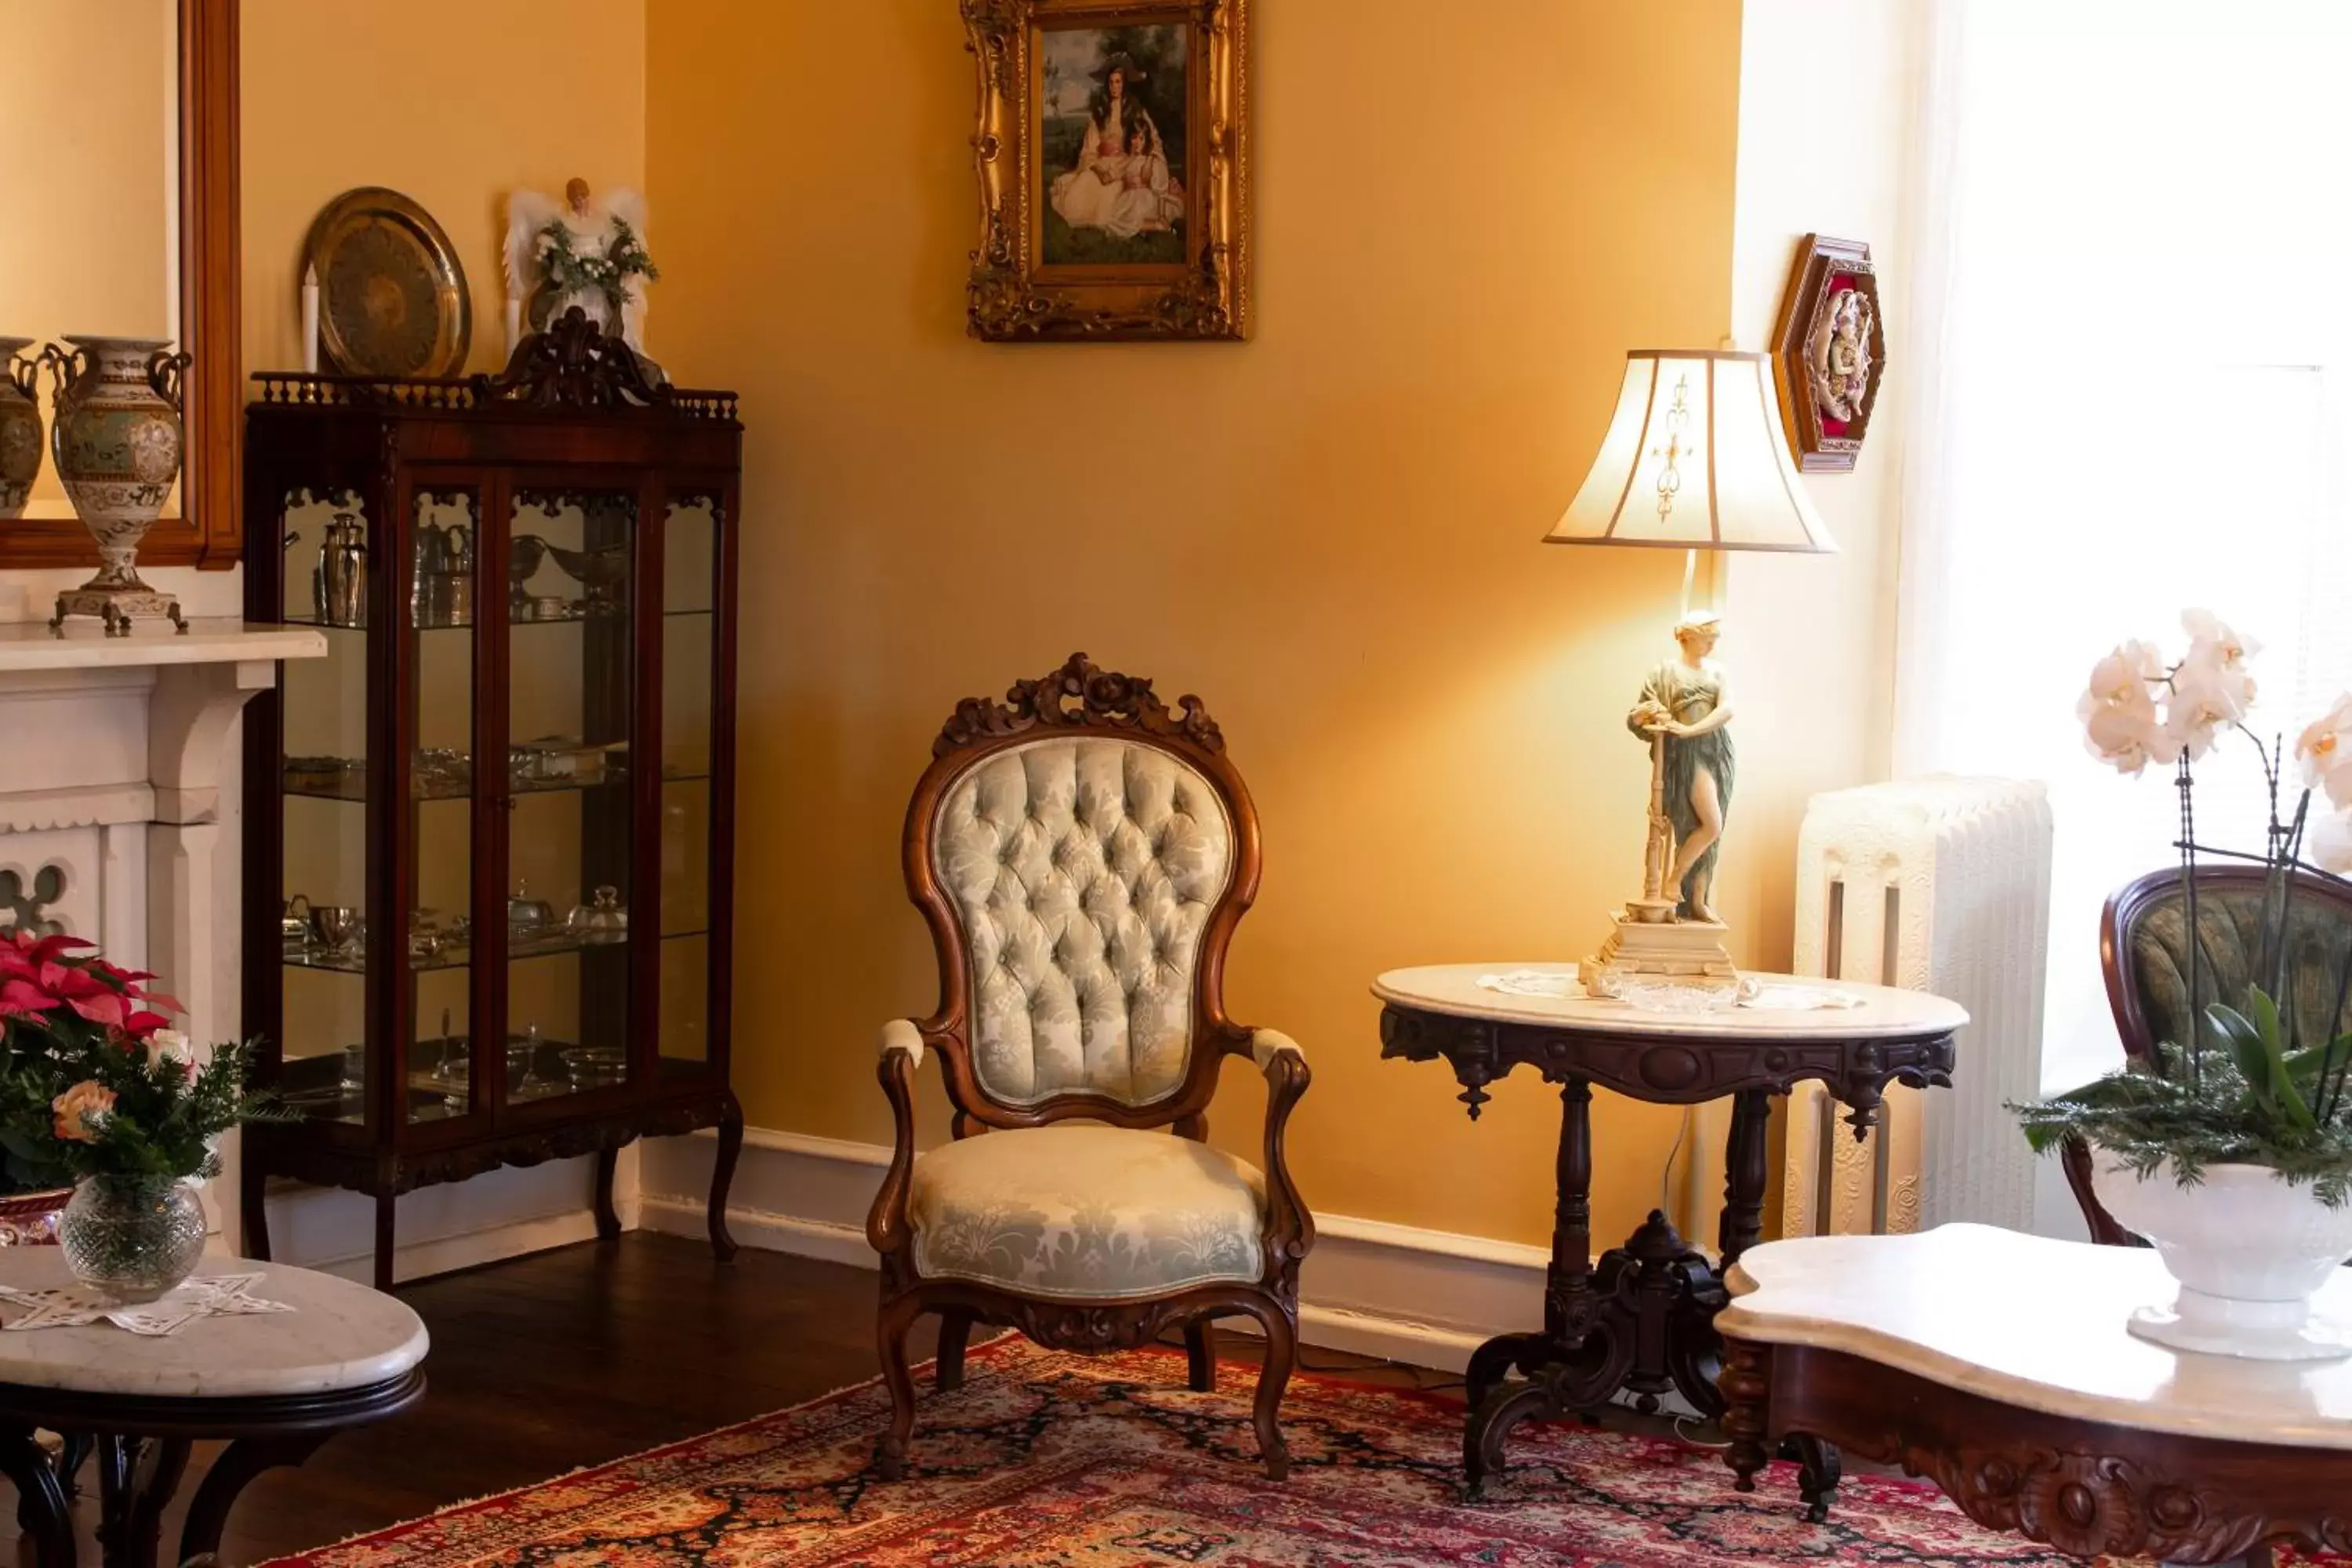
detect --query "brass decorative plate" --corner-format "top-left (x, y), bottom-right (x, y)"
top-left (302, 187), bottom-right (472, 378)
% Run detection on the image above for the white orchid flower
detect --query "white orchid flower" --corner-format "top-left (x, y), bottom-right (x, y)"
top-left (2310, 807), bottom-right (2352, 874)
top-left (2078, 641), bottom-right (2176, 775)
top-left (2183, 608), bottom-right (2262, 673)
top-left (2297, 693), bottom-right (2352, 810)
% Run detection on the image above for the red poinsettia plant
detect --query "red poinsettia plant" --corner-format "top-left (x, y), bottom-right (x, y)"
top-left (0, 929), bottom-right (277, 1192)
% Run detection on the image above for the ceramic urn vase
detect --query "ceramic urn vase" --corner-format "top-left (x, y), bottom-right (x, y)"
top-left (0, 337), bottom-right (42, 521)
top-left (2091, 1156), bottom-right (2352, 1361)
top-left (47, 336), bottom-right (188, 572)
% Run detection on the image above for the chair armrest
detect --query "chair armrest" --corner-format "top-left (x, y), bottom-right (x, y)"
top-left (1250, 1027), bottom-right (1314, 1276)
top-left (1250, 1027), bottom-right (1302, 1073)
top-left (880, 1017), bottom-right (926, 1069)
top-left (866, 1019), bottom-right (929, 1259)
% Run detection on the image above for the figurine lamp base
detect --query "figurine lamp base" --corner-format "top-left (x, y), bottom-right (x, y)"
top-left (1590, 909), bottom-right (1737, 979)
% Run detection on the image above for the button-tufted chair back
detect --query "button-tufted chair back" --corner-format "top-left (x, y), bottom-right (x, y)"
top-left (933, 738), bottom-right (1232, 1106)
top-left (904, 654), bottom-right (1260, 1127)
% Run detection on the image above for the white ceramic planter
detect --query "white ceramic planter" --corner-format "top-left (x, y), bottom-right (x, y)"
top-left (2090, 1156), bottom-right (2352, 1360)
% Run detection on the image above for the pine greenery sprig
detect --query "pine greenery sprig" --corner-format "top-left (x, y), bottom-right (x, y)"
top-left (2013, 1029), bottom-right (2352, 1208)
top-left (535, 216), bottom-right (659, 320)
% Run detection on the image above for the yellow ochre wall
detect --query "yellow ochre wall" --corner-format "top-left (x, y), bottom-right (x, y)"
top-left (240, 0), bottom-right (648, 378)
top-left (644, 0), bottom-right (1758, 1250)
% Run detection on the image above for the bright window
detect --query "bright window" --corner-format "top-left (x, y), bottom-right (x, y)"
top-left (1896, 0), bottom-right (2352, 1093)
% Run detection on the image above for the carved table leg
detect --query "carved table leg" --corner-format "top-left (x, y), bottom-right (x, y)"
top-left (1720, 1335), bottom-right (1771, 1494)
top-left (96, 1434), bottom-right (192, 1568)
top-left (1463, 1080), bottom-right (1602, 1495)
top-left (1718, 1088), bottom-right (1771, 1270)
top-left (1791, 1432), bottom-right (1842, 1523)
top-left (0, 1421), bottom-right (75, 1567)
top-left (177, 1431), bottom-right (333, 1568)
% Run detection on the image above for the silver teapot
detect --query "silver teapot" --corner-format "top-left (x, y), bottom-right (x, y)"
top-left (314, 512), bottom-right (367, 627)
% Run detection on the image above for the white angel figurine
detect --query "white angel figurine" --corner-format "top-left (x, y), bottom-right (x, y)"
top-left (503, 178), bottom-right (659, 362)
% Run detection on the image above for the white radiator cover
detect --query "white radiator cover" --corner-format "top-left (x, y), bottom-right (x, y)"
top-left (1783, 777), bottom-right (2053, 1236)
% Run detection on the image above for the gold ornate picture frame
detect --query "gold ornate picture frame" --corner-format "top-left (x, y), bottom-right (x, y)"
top-left (963, 0), bottom-right (1250, 341)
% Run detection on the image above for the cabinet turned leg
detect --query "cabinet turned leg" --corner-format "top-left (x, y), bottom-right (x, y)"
top-left (593, 1147), bottom-right (622, 1241)
top-left (1719, 1337), bottom-right (1771, 1494)
top-left (372, 1192), bottom-right (397, 1292)
top-left (709, 1097), bottom-right (744, 1263)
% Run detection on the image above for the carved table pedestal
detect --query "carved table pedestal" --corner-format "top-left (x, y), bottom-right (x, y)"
top-left (1720, 1224), bottom-right (2352, 1566)
top-left (1375, 963), bottom-right (1962, 1495)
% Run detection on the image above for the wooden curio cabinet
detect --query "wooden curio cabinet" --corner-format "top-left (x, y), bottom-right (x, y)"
top-left (240, 320), bottom-right (743, 1288)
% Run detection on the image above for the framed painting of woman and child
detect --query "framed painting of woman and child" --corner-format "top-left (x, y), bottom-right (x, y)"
top-left (964, 0), bottom-right (1250, 340)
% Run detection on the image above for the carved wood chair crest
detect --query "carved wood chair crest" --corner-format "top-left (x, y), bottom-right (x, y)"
top-left (866, 652), bottom-right (1312, 1481)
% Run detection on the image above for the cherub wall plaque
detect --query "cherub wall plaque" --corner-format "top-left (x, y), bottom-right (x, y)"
top-left (1769, 234), bottom-right (1885, 473)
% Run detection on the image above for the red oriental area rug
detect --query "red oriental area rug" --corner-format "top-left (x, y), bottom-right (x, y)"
top-left (262, 1337), bottom-right (2336, 1566)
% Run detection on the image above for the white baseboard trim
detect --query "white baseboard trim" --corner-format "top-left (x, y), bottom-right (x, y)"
top-left (256, 1153), bottom-right (614, 1287)
top-left (637, 1125), bottom-right (1549, 1373)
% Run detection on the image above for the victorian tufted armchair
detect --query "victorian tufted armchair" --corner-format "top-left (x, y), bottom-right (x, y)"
top-left (865, 654), bottom-right (1313, 1481)
top-left (2065, 864), bottom-right (2352, 1245)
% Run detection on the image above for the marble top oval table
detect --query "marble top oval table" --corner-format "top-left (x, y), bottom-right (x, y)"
top-left (1374, 962), bottom-right (1965, 1494)
top-left (1719, 1224), bottom-right (2352, 1565)
top-left (0, 1251), bottom-right (427, 1568)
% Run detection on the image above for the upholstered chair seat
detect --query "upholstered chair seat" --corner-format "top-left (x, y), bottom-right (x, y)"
top-left (909, 1124), bottom-right (1267, 1299)
top-left (867, 655), bottom-right (1312, 1484)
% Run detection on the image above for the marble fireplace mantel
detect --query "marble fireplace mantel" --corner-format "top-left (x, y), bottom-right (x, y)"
top-left (0, 619), bottom-right (325, 1111)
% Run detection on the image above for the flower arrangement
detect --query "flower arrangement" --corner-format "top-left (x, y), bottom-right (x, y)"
top-left (0, 929), bottom-right (278, 1190)
top-left (535, 215), bottom-right (658, 322)
top-left (2012, 610), bottom-right (2352, 1204)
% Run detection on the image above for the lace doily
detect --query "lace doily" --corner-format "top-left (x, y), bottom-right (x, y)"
top-left (1475, 970), bottom-right (1868, 1014)
top-left (0, 1272), bottom-right (296, 1337)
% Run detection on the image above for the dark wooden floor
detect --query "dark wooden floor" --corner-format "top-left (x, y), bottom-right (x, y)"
top-left (15, 1236), bottom-right (951, 1565)
top-left (7, 1234), bottom-right (1461, 1566)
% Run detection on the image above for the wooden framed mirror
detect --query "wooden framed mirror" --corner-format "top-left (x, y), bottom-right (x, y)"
top-left (2, 0), bottom-right (238, 569)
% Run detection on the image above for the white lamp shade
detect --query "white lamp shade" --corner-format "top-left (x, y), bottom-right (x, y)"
top-left (1547, 351), bottom-right (1837, 553)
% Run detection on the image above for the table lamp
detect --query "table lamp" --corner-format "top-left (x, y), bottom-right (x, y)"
top-left (1547, 350), bottom-right (1836, 982)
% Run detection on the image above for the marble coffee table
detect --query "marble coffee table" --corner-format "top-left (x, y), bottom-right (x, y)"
top-left (0, 1250), bottom-right (427, 1568)
top-left (1718, 1223), bottom-right (2352, 1566)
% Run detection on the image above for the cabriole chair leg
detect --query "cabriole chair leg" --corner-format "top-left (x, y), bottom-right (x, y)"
top-left (875, 1296), bottom-right (920, 1480)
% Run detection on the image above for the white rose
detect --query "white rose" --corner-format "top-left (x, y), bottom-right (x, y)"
top-left (143, 1029), bottom-right (202, 1070)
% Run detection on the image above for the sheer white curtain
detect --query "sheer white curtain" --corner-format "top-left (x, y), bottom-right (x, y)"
top-left (1894, 0), bottom-right (2352, 1094)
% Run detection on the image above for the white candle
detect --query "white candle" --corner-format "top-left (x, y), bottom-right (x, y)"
top-left (301, 262), bottom-right (321, 374)
top-left (505, 298), bottom-right (524, 361)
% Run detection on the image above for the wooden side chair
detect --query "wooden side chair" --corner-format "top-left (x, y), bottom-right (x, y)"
top-left (2064, 864), bottom-right (2352, 1244)
top-left (865, 653), bottom-right (1314, 1480)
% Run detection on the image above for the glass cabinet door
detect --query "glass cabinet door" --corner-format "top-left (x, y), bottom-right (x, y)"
top-left (504, 489), bottom-right (637, 1106)
top-left (278, 492), bottom-right (372, 1125)
top-left (659, 494), bottom-right (722, 1082)
top-left (408, 486), bottom-right (481, 1125)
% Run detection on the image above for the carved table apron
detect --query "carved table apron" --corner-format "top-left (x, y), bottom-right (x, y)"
top-left (1374, 964), bottom-right (1962, 1494)
top-left (1719, 1224), bottom-right (2352, 1566)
